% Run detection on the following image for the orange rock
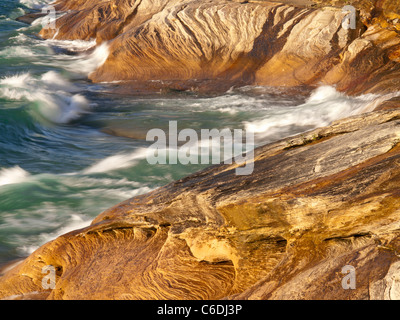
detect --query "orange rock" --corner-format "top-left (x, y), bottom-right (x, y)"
top-left (4, 0), bottom-right (400, 300)
top-left (35, 0), bottom-right (400, 94)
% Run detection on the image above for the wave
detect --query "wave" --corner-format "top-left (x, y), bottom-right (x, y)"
top-left (0, 71), bottom-right (90, 124)
top-left (59, 42), bottom-right (110, 75)
top-left (30, 41), bottom-right (110, 76)
top-left (18, 213), bottom-right (92, 255)
top-left (184, 89), bottom-right (302, 115)
top-left (19, 0), bottom-right (55, 9)
top-left (0, 166), bottom-right (30, 187)
top-left (0, 46), bottom-right (35, 58)
top-left (82, 131), bottom-right (255, 174)
top-left (82, 148), bottom-right (151, 174)
top-left (244, 86), bottom-right (400, 143)
top-left (3, 27), bottom-right (107, 78)
top-left (187, 94), bottom-right (268, 114)
top-left (0, 167), bottom-right (154, 255)
top-left (43, 39), bottom-right (97, 52)
top-left (1, 173), bottom-right (153, 255)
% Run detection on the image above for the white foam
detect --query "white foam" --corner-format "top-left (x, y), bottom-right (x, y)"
top-left (244, 86), bottom-right (399, 142)
top-left (72, 42), bottom-right (110, 75)
top-left (18, 214), bottom-right (92, 255)
top-left (187, 94), bottom-right (268, 114)
top-left (43, 39), bottom-right (97, 52)
top-left (0, 72), bottom-right (32, 87)
top-left (45, 214), bottom-right (92, 239)
top-left (81, 136), bottom-right (251, 174)
top-left (11, 174), bottom-right (154, 255)
top-left (9, 33), bottom-right (32, 44)
top-left (19, 0), bottom-right (54, 9)
top-left (31, 41), bottom-right (110, 76)
top-left (0, 46), bottom-right (35, 58)
top-left (30, 15), bottom-right (45, 27)
top-left (83, 186), bottom-right (153, 202)
top-left (40, 70), bottom-right (80, 92)
top-left (305, 85), bottom-right (341, 103)
top-left (0, 72), bottom-right (90, 124)
top-left (83, 148), bottom-right (150, 174)
top-left (8, 8), bottom-right (26, 20)
top-left (34, 92), bottom-right (90, 123)
top-left (0, 166), bottom-right (30, 187)
top-left (5, 29), bottom-right (106, 78)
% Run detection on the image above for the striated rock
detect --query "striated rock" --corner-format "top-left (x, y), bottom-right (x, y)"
top-left (16, 12), bottom-right (47, 25)
top-left (90, 0), bottom-right (283, 83)
top-left (35, 0), bottom-right (400, 94)
top-left (2, 108), bottom-right (400, 299)
top-left (374, 96), bottom-right (400, 111)
top-left (4, 0), bottom-right (400, 300)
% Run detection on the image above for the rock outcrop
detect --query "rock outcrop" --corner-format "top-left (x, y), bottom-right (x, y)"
top-left (2, 0), bottom-right (400, 300)
top-left (2, 106), bottom-right (400, 299)
top-left (38, 0), bottom-right (400, 94)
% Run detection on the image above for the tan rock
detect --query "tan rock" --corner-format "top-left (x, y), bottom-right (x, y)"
top-left (35, 0), bottom-right (400, 94)
top-left (2, 108), bottom-right (400, 299)
top-left (5, 0), bottom-right (400, 300)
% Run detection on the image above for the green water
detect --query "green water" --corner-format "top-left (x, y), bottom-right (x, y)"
top-left (0, 0), bottom-right (384, 265)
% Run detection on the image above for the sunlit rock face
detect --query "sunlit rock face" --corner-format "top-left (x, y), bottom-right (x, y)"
top-left (2, 0), bottom-right (400, 300)
top-left (38, 0), bottom-right (400, 94)
top-left (2, 107), bottom-right (400, 300)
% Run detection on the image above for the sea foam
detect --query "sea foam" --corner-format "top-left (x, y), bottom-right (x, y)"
top-left (82, 148), bottom-right (151, 174)
top-left (0, 166), bottom-right (30, 187)
top-left (19, 0), bottom-right (54, 9)
top-left (244, 86), bottom-right (400, 143)
top-left (0, 71), bottom-right (90, 124)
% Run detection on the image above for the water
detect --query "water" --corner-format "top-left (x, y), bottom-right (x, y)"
top-left (0, 0), bottom-right (395, 265)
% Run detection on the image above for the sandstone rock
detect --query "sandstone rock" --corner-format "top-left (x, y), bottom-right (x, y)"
top-left (2, 108), bottom-right (400, 299)
top-left (34, 0), bottom-right (400, 94)
top-left (4, 0), bottom-right (400, 300)
top-left (16, 12), bottom-right (47, 25)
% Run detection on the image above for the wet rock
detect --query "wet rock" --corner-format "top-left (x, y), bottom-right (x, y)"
top-left (2, 108), bottom-right (400, 299)
top-left (3, 0), bottom-right (400, 300)
top-left (29, 0), bottom-right (400, 95)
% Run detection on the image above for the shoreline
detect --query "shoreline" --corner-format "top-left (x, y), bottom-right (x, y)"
top-left (2, 0), bottom-right (400, 300)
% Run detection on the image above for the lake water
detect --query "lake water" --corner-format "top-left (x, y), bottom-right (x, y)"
top-left (0, 0), bottom-right (389, 264)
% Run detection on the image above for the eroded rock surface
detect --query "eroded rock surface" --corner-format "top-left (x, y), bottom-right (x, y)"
top-left (3, 0), bottom-right (400, 300)
top-left (2, 108), bottom-right (400, 299)
top-left (36, 0), bottom-right (400, 94)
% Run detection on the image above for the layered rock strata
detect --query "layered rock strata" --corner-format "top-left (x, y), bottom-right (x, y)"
top-left (2, 0), bottom-right (400, 300)
top-left (2, 107), bottom-right (400, 299)
top-left (38, 0), bottom-right (400, 94)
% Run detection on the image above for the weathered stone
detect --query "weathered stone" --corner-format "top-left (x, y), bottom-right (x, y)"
top-left (4, 0), bottom-right (400, 300)
top-left (16, 12), bottom-right (47, 25)
top-left (2, 108), bottom-right (400, 299)
top-left (33, 0), bottom-right (400, 94)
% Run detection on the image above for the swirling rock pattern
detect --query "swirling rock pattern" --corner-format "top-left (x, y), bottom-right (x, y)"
top-left (2, 107), bottom-right (400, 299)
top-left (39, 0), bottom-right (400, 94)
top-left (2, 0), bottom-right (400, 300)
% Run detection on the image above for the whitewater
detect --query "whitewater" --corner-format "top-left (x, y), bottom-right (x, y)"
top-left (0, 0), bottom-right (398, 265)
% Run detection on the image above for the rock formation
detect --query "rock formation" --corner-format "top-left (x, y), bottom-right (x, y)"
top-left (2, 104), bottom-right (400, 299)
top-left (2, 0), bottom-right (400, 300)
top-left (38, 0), bottom-right (400, 94)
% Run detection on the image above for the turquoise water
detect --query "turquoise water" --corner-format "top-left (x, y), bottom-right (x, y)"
top-left (0, 0), bottom-right (389, 265)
